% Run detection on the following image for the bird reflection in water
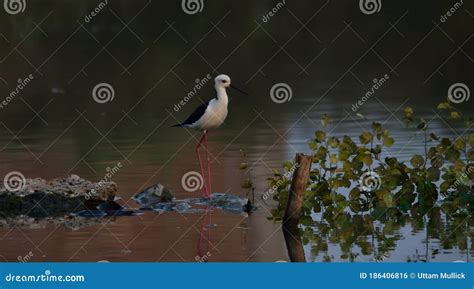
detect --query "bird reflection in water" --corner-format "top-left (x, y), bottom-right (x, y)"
top-left (195, 206), bottom-right (213, 262)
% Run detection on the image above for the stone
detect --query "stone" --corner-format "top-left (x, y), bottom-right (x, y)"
top-left (0, 175), bottom-right (117, 218)
top-left (132, 183), bottom-right (174, 208)
top-left (0, 174), bottom-right (117, 201)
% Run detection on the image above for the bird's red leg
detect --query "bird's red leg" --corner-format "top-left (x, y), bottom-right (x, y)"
top-left (203, 131), bottom-right (212, 195)
top-left (195, 132), bottom-right (209, 197)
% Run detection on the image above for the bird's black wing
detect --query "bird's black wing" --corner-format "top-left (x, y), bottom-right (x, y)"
top-left (172, 100), bottom-right (211, 127)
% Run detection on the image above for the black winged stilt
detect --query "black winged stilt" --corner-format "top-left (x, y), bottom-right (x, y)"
top-left (173, 74), bottom-right (247, 197)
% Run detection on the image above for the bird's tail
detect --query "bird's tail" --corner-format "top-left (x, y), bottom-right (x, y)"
top-left (171, 124), bottom-right (182, 127)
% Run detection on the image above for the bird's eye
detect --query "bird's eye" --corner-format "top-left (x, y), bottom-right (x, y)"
top-left (222, 80), bottom-right (227, 83)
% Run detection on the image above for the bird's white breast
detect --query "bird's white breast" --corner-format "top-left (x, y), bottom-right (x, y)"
top-left (195, 98), bottom-right (228, 130)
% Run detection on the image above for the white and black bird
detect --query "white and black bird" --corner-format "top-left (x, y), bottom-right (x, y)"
top-left (173, 74), bottom-right (247, 197)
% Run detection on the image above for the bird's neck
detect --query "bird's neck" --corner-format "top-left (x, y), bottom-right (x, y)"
top-left (215, 86), bottom-right (229, 106)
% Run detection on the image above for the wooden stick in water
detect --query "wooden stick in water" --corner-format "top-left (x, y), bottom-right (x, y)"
top-left (282, 153), bottom-right (312, 262)
top-left (283, 153), bottom-right (312, 228)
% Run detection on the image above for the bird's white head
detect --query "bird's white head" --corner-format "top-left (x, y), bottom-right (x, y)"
top-left (215, 74), bottom-right (231, 88)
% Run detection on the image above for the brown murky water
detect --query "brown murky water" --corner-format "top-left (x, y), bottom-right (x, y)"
top-left (0, 0), bottom-right (472, 262)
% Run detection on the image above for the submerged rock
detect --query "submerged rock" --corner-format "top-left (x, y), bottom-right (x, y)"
top-left (0, 175), bottom-right (117, 218)
top-left (0, 177), bottom-right (254, 220)
top-left (207, 193), bottom-right (252, 214)
top-left (208, 193), bottom-right (247, 206)
top-left (75, 200), bottom-right (141, 218)
top-left (0, 192), bottom-right (87, 218)
top-left (73, 209), bottom-right (141, 218)
top-left (97, 201), bottom-right (123, 211)
top-left (74, 210), bottom-right (108, 218)
top-left (0, 174), bottom-right (117, 201)
top-left (150, 201), bottom-right (191, 213)
top-left (183, 193), bottom-right (252, 214)
top-left (132, 183), bottom-right (174, 208)
top-left (134, 187), bottom-right (254, 214)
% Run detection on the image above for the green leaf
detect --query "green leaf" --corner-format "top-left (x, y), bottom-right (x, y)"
top-left (327, 137), bottom-right (340, 148)
top-left (468, 149), bottom-right (474, 161)
top-left (469, 133), bottom-right (474, 147)
top-left (338, 149), bottom-right (350, 161)
top-left (453, 159), bottom-right (465, 172)
top-left (410, 154), bottom-right (424, 168)
top-left (317, 146), bottom-right (328, 159)
top-left (383, 193), bottom-right (393, 208)
top-left (332, 179), bottom-right (350, 188)
top-left (403, 115), bottom-right (414, 125)
top-left (362, 155), bottom-right (373, 167)
top-left (349, 188), bottom-right (361, 201)
top-left (431, 155), bottom-right (444, 168)
top-left (359, 132), bottom-right (372, 144)
top-left (375, 189), bottom-right (392, 207)
top-left (426, 167), bottom-right (440, 181)
top-left (372, 122), bottom-right (383, 134)
top-left (454, 138), bottom-right (466, 150)
top-left (445, 148), bottom-right (460, 163)
top-left (383, 136), bottom-right (394, 147)
top-left (440, 181), bottom-right (451, 193)
top-left (437, 102), bottom-right (450, 109)
top-left (321, 114), bottom-right (331, 127)
top-left (315, 131), bottom-right (326, 142)
top-left (283, 161), bottom-right (293, 170)
top-left (404, 107), bottom-right (413, 115)
top-left (450, 111), bottom-right (461, 120)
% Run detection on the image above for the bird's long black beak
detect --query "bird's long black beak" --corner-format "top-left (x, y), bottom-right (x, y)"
top-left (230, 84), bottom-right (248, 95)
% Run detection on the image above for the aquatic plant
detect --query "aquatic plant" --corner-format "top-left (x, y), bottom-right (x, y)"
top-left (268, 104), bottom-right (473, 261)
